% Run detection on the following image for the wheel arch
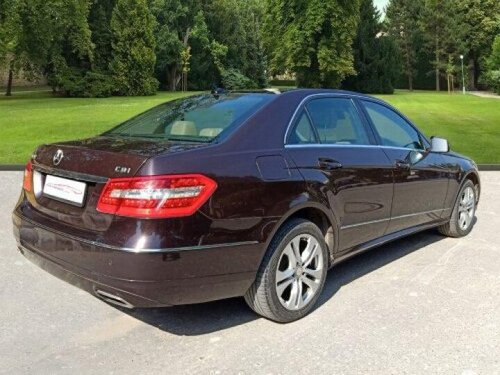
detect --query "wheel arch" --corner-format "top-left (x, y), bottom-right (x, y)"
top-left (461, 170), bottom-right (481, 203)
top-left (263, 202), bottom-right (339, 266)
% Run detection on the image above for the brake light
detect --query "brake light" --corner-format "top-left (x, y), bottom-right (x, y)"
top-left (96, 174), bottom-right (217, 218)
top-left (23, 161), bottom-right (33, 192)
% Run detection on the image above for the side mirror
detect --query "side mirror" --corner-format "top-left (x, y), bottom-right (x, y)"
top-left (431, 137), bottom-right (449, 153)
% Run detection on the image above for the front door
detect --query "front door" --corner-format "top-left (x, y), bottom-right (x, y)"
top-left (360, 99), bottom-right (449, 234)
top-left (285, 96), bottom-right (394, 251)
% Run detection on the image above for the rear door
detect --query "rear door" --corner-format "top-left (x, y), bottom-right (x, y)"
top-left (359, 99), bottom-right (449, 233)
top-left (285, 95), bottom-right (394, 251)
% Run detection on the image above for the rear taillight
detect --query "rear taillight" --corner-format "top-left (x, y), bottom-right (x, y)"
top-left (96, 174), bottom-right (217, 218)
top-left (23, 161), bottom-right (33, 192)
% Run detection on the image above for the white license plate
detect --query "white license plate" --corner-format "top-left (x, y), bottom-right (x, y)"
top-left (43, 175), bottom-right (87, 206)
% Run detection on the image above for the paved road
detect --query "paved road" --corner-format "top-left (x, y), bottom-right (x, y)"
top-left (1, 172), bottom-right (499, 374)
top-left (469, 91), bottom-right (500, 100)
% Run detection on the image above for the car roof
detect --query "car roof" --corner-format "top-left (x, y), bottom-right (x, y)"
top-left (279, 88), bottom-right (378, 100)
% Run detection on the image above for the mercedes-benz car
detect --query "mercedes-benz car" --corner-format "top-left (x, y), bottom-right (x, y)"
top-left (13, 89), bottom-right (480, 322)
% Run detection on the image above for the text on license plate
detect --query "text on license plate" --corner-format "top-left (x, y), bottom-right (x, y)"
top-left (43, 175), bottom-right (87, 206)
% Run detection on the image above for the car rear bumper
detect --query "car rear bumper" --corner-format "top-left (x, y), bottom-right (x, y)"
top-left (12, 210), bottom-right (263, 308)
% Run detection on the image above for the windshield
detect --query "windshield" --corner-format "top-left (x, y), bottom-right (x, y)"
top-left (105, 93), bottom-right (275, 143)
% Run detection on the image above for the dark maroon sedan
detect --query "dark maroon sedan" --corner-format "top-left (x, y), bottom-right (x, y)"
top-left (13, 89), bottom-right (480, 322)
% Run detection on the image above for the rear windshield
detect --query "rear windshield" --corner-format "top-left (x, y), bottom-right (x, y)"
top-left (105, 93), bottom-right (275, 143)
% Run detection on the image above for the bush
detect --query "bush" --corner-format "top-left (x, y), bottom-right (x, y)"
top-left (60, 69), bottom-right (114, 98)
top-left (220, 68), bottom-right (256, 90)
top-left (481, 36), bottom-right (500, 94)
top-left (269, 79), bottom-right (296, 87)
top-left (481, 70), bottom-right (500, 94)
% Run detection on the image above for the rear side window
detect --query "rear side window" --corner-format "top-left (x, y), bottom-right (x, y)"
top-left (106, 93), bottom-right (275, 143)
top-left (305, 98), bottom-right (370, 145)
top-left (362, 100), bottom-right (425, 150)
top-left (288, 112), bottom-right (318, 144)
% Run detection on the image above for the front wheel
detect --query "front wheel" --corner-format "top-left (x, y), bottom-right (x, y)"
top-left (439, 180), bottom-right (477, 238)
top-left (244, 219), bottom-right (328, 323)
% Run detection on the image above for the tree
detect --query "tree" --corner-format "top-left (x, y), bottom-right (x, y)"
top-left (110, 0), bottom-right (158, 96)
top-left (263, 0), bottom-right (361, 88)
top-left (482, 35), bottom-right (500, 93)
top-left (203, 0), bottom-right (267, 88)
top-left (0, 0), bottom-right (20, 95)
top-left (419, 0), bottom-right (450, 91)
top-left (386, 0), bottom-right (424, 91)
top-left (419, 0), bottom-right (470, 91)
top-left (150, 0), bottom-right (202, 91)
top-left (342, 0), bottom-right (400, 94)
top-left (44, 0), bottom-right (95, 92)
top-left (89, 0), bottom-right (115, 72)
top-left (456, 0), bottom-right (500, 89)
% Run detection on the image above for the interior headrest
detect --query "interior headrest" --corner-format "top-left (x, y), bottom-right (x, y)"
top-left (169, 121), bottom-right (197, 136)
top-left (199, 128), bottom-right (223, 137)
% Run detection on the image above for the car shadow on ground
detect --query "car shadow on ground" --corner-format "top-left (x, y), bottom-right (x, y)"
top-left (122, 229), bottom-right (449, 336)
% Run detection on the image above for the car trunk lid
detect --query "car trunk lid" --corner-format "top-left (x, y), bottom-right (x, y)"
top-left (28, 136), bottom-right (206, 231)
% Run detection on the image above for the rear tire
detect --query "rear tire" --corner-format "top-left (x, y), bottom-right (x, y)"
top-left (244, 218), bottom-right (328, 323)
top-left (438, 180), bottom-right (476, 238)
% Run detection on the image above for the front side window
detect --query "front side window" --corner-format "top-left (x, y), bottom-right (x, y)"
top-left (362, 100), bottom-right (425, 150)
top-left (106, 93), bottom-right (275, 143)
top-left (305, 98), bottom-right (370, 145)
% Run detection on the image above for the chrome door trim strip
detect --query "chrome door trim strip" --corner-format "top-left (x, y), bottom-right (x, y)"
top-left (341, 208), bottom-right (451, 230)
top-left (14, 211), bottom-right (259, 253)
top-left (341, 217), bottom-right (390, 230)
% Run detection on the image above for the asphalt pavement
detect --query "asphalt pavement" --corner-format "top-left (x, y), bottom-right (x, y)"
top-left (1, 171), bottom-right (499, 374)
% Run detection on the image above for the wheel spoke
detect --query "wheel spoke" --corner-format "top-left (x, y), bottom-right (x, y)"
top-left (276, 268), bottom-right (294, 284)
top-left (276, 277), bottom-right (294, 297)
top-left (283, 245), bottom-right (297, 266)
top-left (302, 239), bottom-right (319, 268)
top-left (304, 266), bottom-right (322, 280)
top-left (287, 279), bottom-right (299, 308)
top-left (290, 237), bottom-right (302, 266)
top-left (459, 212), bottom-right (467, 229)
top-left (294, 279), bottom-right (304, 309)
top-left (301, 275), bottom-right (319, 294)
top-left (464, 212), bottom-right (472, 227)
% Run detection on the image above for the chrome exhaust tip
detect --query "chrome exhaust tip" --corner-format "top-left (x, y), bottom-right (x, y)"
top-left (95, 289), bottom-right (134, 309)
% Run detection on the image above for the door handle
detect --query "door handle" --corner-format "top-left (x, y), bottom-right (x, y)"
top-left (318, 158), bottom-right (342, 170)
top-left (395, 159), bottom-right (411, 169)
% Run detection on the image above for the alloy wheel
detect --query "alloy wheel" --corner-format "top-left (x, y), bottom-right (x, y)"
top-left (458, 186), bottom-right (475, 231)
top-left (275, 234), bottom-right (324, 311)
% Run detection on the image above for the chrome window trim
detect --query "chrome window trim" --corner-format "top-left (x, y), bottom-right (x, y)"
top-left (283, 92), bottom-right (430, 150)
top-left (283, 93), bottom-right (381, 146)
top-left (284, 143), bottom-right (426, 153)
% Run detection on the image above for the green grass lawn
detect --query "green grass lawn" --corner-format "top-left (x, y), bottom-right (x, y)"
top-left (0, 88), bottom-right (499, 164)
top-left (0, 90), bottom-right (198, 164)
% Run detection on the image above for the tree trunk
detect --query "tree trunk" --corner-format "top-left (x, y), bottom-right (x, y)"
top-left (166, 66), bottom-right (177, 91)
top-left (404, 36), bottom-right (413, 92)
top-left (468, 57), bottom-right (478, 91)
top-left (435, 36), bottom-right (440, 91)
top-left (5, 68), bottom-right (13, 96)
